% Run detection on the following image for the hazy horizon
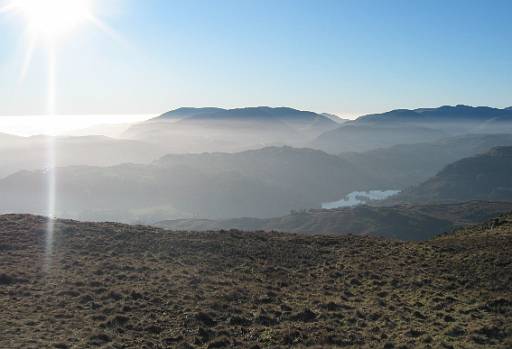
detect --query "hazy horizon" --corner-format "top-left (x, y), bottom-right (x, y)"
top-left (1, 2), bottom-right (512, 347)
top-left (3, 103), bottom-right (512, 137)
top-left (1, 0), bottom-right (511, 116)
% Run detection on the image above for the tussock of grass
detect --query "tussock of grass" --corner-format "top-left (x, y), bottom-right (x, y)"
top-left (0, 214), bottom-right (511, 348)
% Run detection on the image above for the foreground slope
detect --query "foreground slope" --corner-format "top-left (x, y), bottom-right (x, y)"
top-left (1, 214), bottom-right (511, 348)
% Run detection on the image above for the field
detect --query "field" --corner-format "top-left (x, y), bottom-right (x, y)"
top-left (1, 214), bottom-right (511, 348)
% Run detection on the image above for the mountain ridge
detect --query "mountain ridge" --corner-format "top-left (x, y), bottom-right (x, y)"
top-left (354, 105), bottom-right (512, 124)
top-left (0, 146), bottom-right (374, 222)
top-left (122, 106), bottom-right (338, 153)
top-left (386, 146), bottom-right (512, 204)
top-left (312, 105), bottom-right (512, 153)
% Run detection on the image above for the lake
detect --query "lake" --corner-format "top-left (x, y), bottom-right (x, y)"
top-left (322, 190), bottom-right (400, 209)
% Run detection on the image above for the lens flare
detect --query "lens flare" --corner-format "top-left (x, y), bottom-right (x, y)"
top-left (1, 0), bottom-right (122, 272)
top-left (44, 44), bottom-right (56, 272)
top-left (11, 0), bottom-right (93, 40)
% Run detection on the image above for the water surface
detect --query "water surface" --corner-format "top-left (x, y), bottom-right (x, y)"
top-left (322, 190), bottom-right (400, 209)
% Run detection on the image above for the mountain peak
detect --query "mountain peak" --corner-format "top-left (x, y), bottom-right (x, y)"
top-left (123, 106), bottom-right (338, 152)
top-left (155, 107), bottom-right (225, 120)
top-left (354, 105), bottom-right (512, 126)
top-left (147, 106), bottom-right (339, 126)
top-left (153, 106), bottom-right (330, 122)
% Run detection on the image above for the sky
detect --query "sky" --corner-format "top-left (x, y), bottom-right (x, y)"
top-left (0, 0), bottom-right (511, 122)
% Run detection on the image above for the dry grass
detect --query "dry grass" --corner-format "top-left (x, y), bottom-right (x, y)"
top-left (0, 214), bottom-right (511, 348)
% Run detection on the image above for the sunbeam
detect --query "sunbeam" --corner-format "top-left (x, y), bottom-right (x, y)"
top-left (44, 43), bottom-right (56, 272)
top-left (1, 0), bottom-right (118, 272)
top-left (86, 14), bottom-right (128, 49)
top-left (19, 31), bottom-right (36, 82)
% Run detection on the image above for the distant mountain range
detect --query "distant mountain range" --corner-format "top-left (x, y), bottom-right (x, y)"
top-left (312, 105), bottom-right (512, 153)
top-left (2, 104), bottom-right (512, 224)
top-left (356, 105), bottom-right (512, 127)
top-left (338, 133), bottom-right (512, 188)
top-left (155, 201), bottom-right (512, 241)
top-left (311, 124), bottom-right (445, 153)
top-left (123, 107), bottom-right (338, 153)
top-left (0, 146), bottom-right (374, 222)
top-left (387, 146), bottom-right (512, 204)
top-left (2, 137), bottom-right (512, 222)
top-left (121, 104), bottom-right (512, 154)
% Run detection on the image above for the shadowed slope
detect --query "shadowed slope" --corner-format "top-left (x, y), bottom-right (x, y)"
top-left (155, 201), bottom-right (512, 240)
top-left (0, 146), bottom-right (373, 222)
top-left (389, 146), bottom-right (512, 204)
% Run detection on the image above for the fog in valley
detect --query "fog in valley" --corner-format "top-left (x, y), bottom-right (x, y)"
top-left (2, 1), bottom-right (512, 347)
top-left (1, 105), bottom-right (512, 228)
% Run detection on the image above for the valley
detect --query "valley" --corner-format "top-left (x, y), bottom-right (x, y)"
top-left (155, 201), bottom-right (512, 240)
top-left (2, 3), bottom-right (511, 348)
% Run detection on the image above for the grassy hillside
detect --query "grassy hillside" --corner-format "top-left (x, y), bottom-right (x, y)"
top-left (1, 214), bottom-right (511, 348)
top-left (156, 201), bottom-right (512, 240)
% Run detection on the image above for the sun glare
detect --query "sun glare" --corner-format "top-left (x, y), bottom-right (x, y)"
top-left (12, 0), bottom-right (93, 40)
top-left (0, 0), bottom-right (114, 273)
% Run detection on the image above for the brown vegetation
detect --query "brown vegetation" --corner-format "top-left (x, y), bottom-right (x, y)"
top-left (1, 214), bottom-right (511, 348)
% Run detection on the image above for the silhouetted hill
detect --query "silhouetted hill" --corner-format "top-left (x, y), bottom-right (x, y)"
top-left (3, 134), bottom-right (512, 222)
top-left (312, 124), bottom-right (446, 153)
top-left (155, 201), bottom-right (512, 240)
top-left (356, 105), bottom-right (512, 126)
top-left (388, 146), bottom-right (512, 204)
top-left (123, 107), bottom-right (338, 152)
top-left (312, 105), bottom-right (512, 153)
top-left (338, 134), bottom-right (512, 188)
top-left (0, 146), bottom-right (373, 222)
top-left (0, 134), bottom-right (165, 179)
top-left (2, 213), bottom-right (511, 348)
top-left (156, 107), bottom-right (225, 120)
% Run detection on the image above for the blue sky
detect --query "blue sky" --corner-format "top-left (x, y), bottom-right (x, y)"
top-left (0, 0), bottom-right (511, 117)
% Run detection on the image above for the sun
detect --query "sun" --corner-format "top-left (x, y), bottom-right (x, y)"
top-left (11, 0), bottom-right (93, 41)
